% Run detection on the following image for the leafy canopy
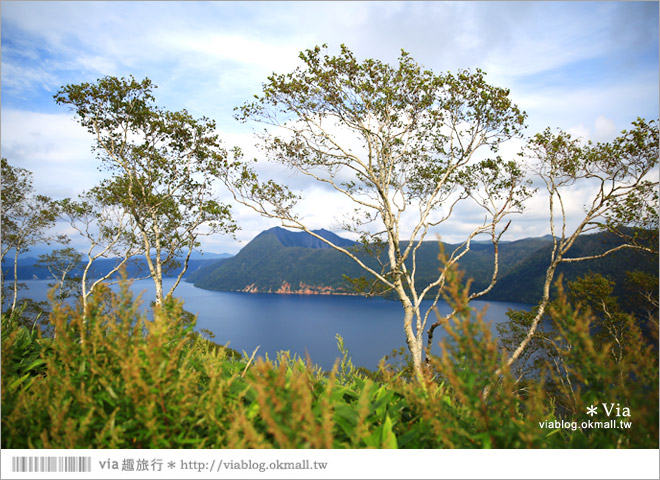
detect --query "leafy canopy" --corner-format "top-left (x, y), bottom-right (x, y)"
top-left (236, 44), bottom-right (528, 208)
top-left (54, 76), bottom-right (237, 303)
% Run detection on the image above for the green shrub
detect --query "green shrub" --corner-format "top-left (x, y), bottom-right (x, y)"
top-left (1, 281), bottom-right (402, 448)
top-left (542, 282), bottom-right (658, 447)
top-left (2, 272), bottom-right (657, 448)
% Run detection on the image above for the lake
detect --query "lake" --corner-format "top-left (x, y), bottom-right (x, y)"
top-left (13, 279), bottom-right (530, 371)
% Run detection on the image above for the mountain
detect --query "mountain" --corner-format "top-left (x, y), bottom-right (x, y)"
top-left (191, 227), bottom-right (658, 304)
top-left (487, 233), bottom-right (656, 304)
top-left (2, 251), bottom-right (231, 281)
top-left (269, 227), bottom-right (356, 249)
top-left (189, 228), bottom-right (365, 293)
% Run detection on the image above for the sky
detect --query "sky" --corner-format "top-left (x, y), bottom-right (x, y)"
top-left (1, 1), bottom-right (659, 255)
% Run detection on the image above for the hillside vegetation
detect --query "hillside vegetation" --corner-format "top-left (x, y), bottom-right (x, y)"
top-left (2, 47), bottom-right (657, 451)
top-left (190, 227), bottom-right (656, 304)
top-left (3, 270), bottom-right (657, 449)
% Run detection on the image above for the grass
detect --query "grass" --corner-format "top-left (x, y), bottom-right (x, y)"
top-left (2, 273), bottom-right (657, 448)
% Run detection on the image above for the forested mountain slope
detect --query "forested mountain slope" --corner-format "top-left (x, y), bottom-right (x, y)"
top-left (190, 227), bottom-right (657, 304)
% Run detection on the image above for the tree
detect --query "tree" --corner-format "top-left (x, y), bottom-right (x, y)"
top-left (1, 158), bottom-right (61, 312)
top-left (624, 270), bottom-right (658, 328)
top-left (497, 119), bottom-right (658, 377)
top-left (54, 76), bottom-right (237, 306)
top-left (224, 45), bottom-right (531, 378)
top-left (567, 273), bottom-right (634, 363)
top-left (496, 273), bottom-right (658, 439)
top-left (37, 247), bottom-right (83, 303)
top-left (57, 188), bottom-right (145, 313)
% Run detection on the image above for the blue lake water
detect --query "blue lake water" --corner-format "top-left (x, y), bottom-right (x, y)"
top-left (13, 279), bottom-right (530, 370)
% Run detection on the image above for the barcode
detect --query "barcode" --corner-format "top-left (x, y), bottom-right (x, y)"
top-left (11, 456), bottom-right (92, 473)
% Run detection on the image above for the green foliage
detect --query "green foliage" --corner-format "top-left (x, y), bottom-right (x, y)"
top-left (37, 247), bottom-right (83, 302)
top-left (1, 158), bottom-right (60, 260)
top-left (1, 158), bottom-right (63, 313)
top-left (193, 227), bottom-right (656, 307)
top-left (487, 230), bottom-right (657, 304)
top-left (335, 334), bottom-right (358, 385)
top-left (3, 270), bottom-right (656, 449)
top-left (544, 283), bottom-right (658, 447)
top-left (623, 270), bottom-right (659, 325)
top-left (227, 44), bottom-right (534, 376)
top-left (498, 272), bottom-right (658, 447)
top-left (1, 282), bottom-right (401, 448)
top-left (54, 76), bottom-right (237, 305)
top-left (1, 309), bottom-right (49, 392)
top-left (1, 296), bottom-right (50, 332)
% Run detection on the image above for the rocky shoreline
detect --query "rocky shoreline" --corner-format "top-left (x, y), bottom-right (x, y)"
top-left (239, 281), bottom-right (360, 296)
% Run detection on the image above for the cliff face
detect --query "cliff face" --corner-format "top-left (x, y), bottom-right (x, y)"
top-left (194, 227), bottom-right (658, 304)
top-left (193, 227), bottom-right (369, 294)
top-left (240, 281), bottom-right (357, 295)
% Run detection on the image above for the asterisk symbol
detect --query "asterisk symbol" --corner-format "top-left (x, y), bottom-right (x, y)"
top-left (168, 461), bottom-right (176, 469)
top-left (587, 404), bottom-right (598, 416)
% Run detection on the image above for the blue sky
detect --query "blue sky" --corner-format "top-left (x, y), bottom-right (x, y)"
top-left (2, 1), bottom-right (659, 254)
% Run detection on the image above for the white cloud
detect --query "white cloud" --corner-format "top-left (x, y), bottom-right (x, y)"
top-left (0, 109), bottom-right (100, 198)
top-left (567, 124), bottom-right (591, 142)
top-left (1, 0), bottom-right (657, 253)
top-left (162, 32), bottom-right (302, 72)
top-left (1, 61), bottom-right (60, 92)
top-left (594, 115), bottom-right (617, 141)
top-left (566, 115), bottom-right (626, 144)
top-left (75, 54), bottom-right (118, 76)
top-left (513, 67), bottom-right (658, 137)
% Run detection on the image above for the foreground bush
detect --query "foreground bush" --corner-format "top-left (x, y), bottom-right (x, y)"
top-left (2, 276), bottom-right (657, 448)
top-left (2, 283), bottom-right (402, 448)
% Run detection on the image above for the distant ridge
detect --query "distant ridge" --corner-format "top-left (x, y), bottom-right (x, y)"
top-left (8, 228), bottom-right (655, 305)
top-left (263, 227), bottom-right (357, 249)
top-left (188, 251), bottom-right (233, 260)
top-left (188, 227), bottom-right (363, 294)
top-left (190, 228), bottom-right (657, 304)
top-left (3, 251), bottom-right (232, 281)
